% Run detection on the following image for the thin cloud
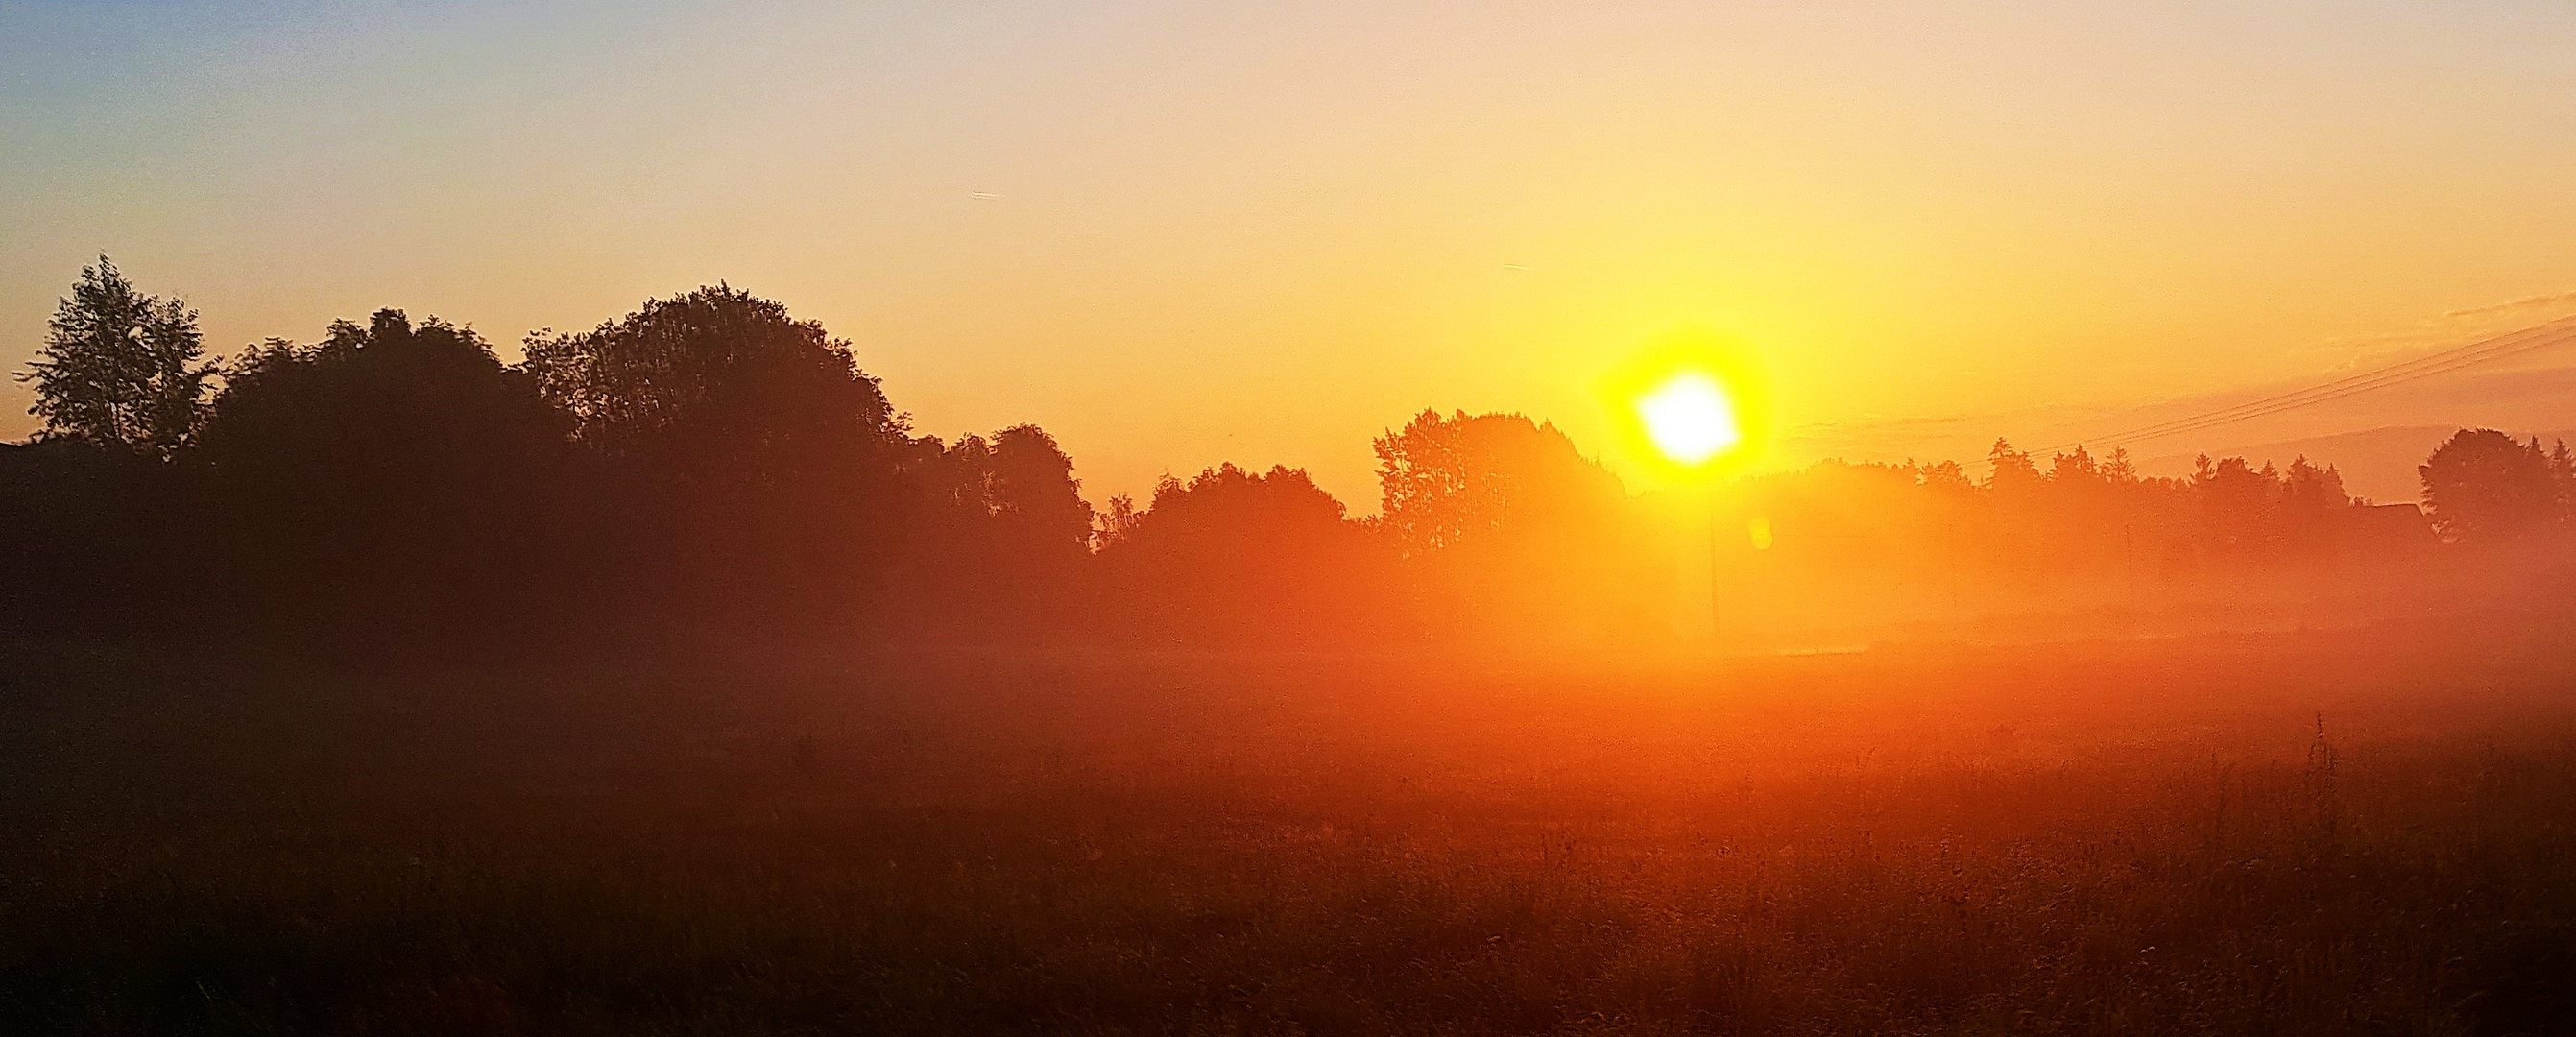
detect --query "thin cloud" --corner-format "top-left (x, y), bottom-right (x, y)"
top-left (2445, 288), bottom-right (2576, 319)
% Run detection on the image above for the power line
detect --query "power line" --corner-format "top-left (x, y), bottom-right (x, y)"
top-left (2087, 316), bottom-right (2576, 450)
top-left (2036, 314), bottom-right (2576, 457)
top-left (2076, 317), bottom-right (2576, 448)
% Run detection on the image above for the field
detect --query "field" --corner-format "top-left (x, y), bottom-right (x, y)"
top-left (5, 620), bottom-right (2574, 1035)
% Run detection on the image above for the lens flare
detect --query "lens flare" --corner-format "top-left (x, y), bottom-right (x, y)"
top-left (1635, 372), bottom-right (1741, 465)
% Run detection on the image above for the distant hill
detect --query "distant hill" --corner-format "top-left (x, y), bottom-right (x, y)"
top-left (2140, 425), bottom-right (2576, 505)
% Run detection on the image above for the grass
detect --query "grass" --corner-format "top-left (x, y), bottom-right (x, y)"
top-left (2, 623), bottom-right (2573, 1035)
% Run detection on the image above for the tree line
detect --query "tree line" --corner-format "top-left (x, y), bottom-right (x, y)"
top-left (8, 258), bottom-right (2570, 654)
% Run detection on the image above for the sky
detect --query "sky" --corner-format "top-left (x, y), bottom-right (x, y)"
top-left (7, 0), bottom-right (2576, 508)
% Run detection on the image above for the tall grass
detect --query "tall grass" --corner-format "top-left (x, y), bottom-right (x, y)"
top-left (2, 628), bottom-right (2571, 1035)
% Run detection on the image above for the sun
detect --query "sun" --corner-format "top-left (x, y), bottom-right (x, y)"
top-left (1595, 327), bottom-right (1769, 486)
top-left (1634, 371), bottom-right (1741, 465)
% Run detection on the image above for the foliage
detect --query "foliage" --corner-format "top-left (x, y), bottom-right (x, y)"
top-left (887, 424), bottom-right (1096, 634)
top-left (1098, 463), bottom-right (1385, 639)
top-left (521, 284), bottom-right (896, 472)
top-left (1986, 436), bottom-right (2042, 491)
top-left (13, 255), bottom-right (2576, 652)
top-left (204, 309), bottom-right (568, 480)
top-left (193, 309), bottom-right (575, 642)
top-left (18, 257), bottom-right (212, 458)
top-left (2420, 428), bottom-right (2572, 541)
top-left (13, 260), bottom-right (2576, 1031)
top-left (1373, 410), bottom-right (1625, 557)
top-left (907, 423), bottom-right (1095, 554)
top-left (518, 286), bottom-right (921, 631)
top-left (1138, 462), bottom-right (1348, 537)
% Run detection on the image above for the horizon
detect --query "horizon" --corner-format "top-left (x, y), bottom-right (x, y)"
top-left (12, 8), bottom-right (2576, 1031)
top-left (10, 1), bottom-right (2576, 505)
top-left (11, 253), bottom-right (2572, 512)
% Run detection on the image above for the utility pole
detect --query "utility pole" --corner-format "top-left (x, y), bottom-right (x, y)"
top-left (1707, 495), bottom-right (1722, 641)
top-left (2124, 522), bottom-right (2136, 614)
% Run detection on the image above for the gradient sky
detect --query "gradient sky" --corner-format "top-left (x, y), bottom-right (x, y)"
top-left (8, 0), bottom-right (2575, 507)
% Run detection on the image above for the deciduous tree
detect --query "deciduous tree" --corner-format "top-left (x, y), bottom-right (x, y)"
top-left (19, 257), bottom-right (211, 457)
top-left (2420, 429), bottom-right (2563, 541)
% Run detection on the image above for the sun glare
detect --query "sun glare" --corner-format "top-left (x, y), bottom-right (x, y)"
top-left (1635, 372), bottom-right (1741, 466)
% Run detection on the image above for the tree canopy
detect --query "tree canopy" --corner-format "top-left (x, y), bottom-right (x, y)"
top-left (522, 284), bottom-right (896, 474)
top-left (16, 258), bottom-right (2572, 655)
top-left (1373, 410), bottom-right (1625, 557)
top-left (20, 257), bottom-right (211, 458)
top-left (2420, 429), bottom-right (2570, 541)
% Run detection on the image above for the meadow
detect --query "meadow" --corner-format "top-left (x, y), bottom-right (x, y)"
top-left (4, 618), bottom-right (2573, 1035)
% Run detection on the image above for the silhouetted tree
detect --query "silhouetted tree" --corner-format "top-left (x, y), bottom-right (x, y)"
top-left (1914, 458), bottom-right (1973, 491)
top-left (18, 257), bottom-right (212, 458)
top-left (198, 309), bottom-right (573, 643)
top-left (1138, 464), bottom-right (1346, 536)
top-left (1986, 439), bottom-right (2041, 492)
top-left (521, 286), bottom-right (904, 630)
top-left (1373, 410), bottom-right (1642, 640)
top-left (980, 424), bottom-right (1095, 554)
top-left (2281, 457), bottom-right (2347, 518)
top-left (2048, 445), bottom-right (2098, 484)
top-left (1373, 410), bottom-right (1625, 558)
top-left (205, 311), bottom-right (568, 479)
top-left (522, 285), bottom-right (895, 468)
top-left (2231, 456), bottom-right (2351, 559)
top-left (2556, 441), bottom-right (2576, 513)
top-left (2195, 455), bottom-right (2286, 557)
top-left (905, 426), bottom-right (1092, 550)
top-left (2420, 429), bottom-right (2564, 542)
top-left (1093, 494), bottom-right (1144, 552)
top-left (2100, 447), bottom-right (2138, 483)
top-left (888, 424), bottom-right (1094, 634)
top-left (1098, 463), bottom-right (1383, 640)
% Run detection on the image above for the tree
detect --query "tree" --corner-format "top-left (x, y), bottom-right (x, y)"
top-left (520, 285), bottom-right (895, 472)
top-left (2047, 445), bottom-right (2098, 484)
top-left (983, 424), bottom-right (1095, 554)
top-left (1913, 458), bottom-right (1972, 491)
top-left (883, 424), bottom-right (1093, 634)
top-left (18, 257), bottom-right (212, 457)
top-left (2194, 455), bottom-right (2285, 556)
top-left (2099, 447), bottom-right (2138, 484)
top-left (1373, 410), bottom-right (1625, 557)
top-left (1129, 463), bottom-right (1350, 545)
top-left (204, 309), bottom-right (568, 482)
top-left (1372, 410), bottom-right (1643, 640)
top-left (1097, 463), bottom-right (1380, 639)
top-left (521, 286), bottom-right (907, 628)
top-left (2420, 429), bottom-right (2563, 541)
top-left (2277, 456), bottom-right (2352, 551)
top-left (196, 309), bottom-right (574, 640)
top-left (1986, 439), bottom-right (2041, 492)
top-left (1094, 494), bottom-right (1144, 552)
top-left (2281, 457), bottom-right (2347, 514)
top-left (909, 424), bottom-right (1094, 556)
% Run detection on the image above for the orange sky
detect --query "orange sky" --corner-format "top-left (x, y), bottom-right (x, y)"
top-left (7, 1), bottom-right (2575, 507)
